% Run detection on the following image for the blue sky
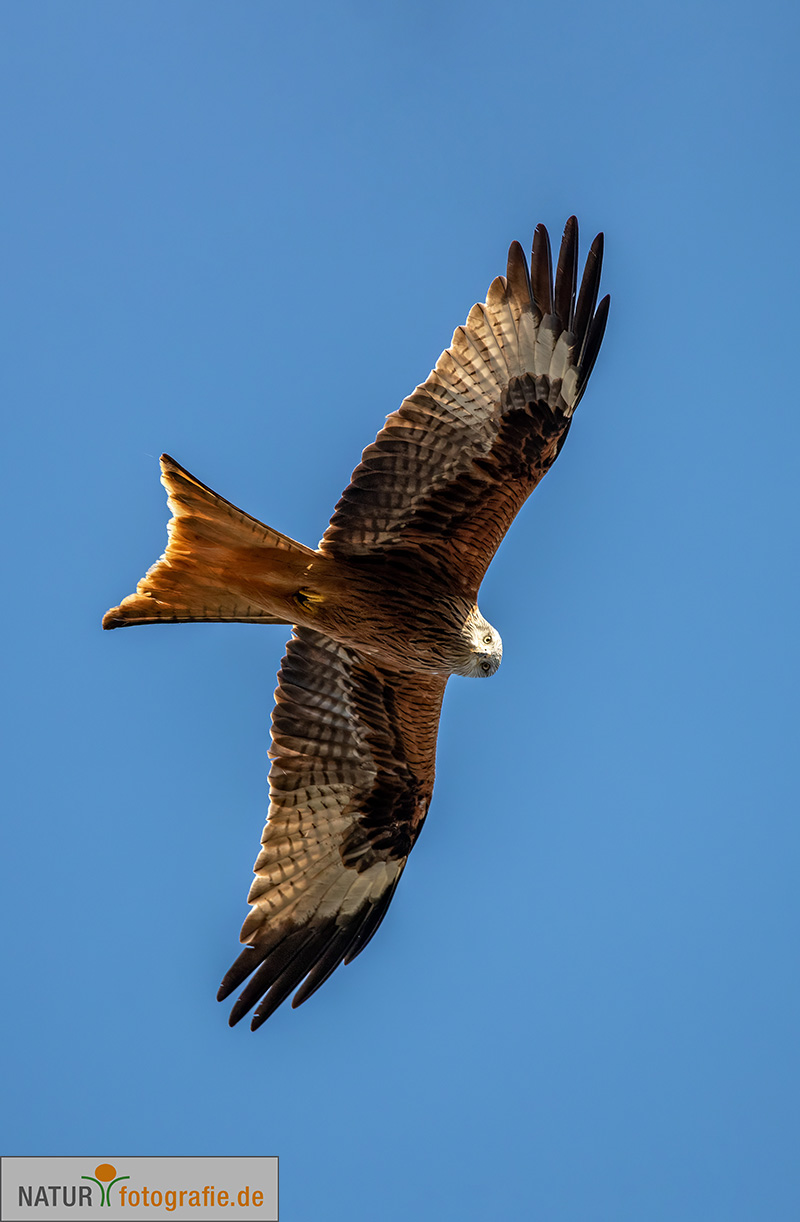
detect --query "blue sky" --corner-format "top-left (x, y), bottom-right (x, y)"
top-left (2, 2), bottom-right (799, 1219)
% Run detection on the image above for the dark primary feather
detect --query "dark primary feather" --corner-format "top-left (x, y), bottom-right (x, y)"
top-left (573, 232), bottom-right (604, 367)
top-left (506, 239), bottom-right (534, 310)
top-left (576, 293), bottom-right (610, 404)
top-left (531, 222), bottom-right (554, 315)
top-left (553, 216), bottom-right (578, 329)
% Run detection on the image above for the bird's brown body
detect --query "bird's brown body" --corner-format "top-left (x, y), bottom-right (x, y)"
top-left (104, 218), bottom-right (609, 1027)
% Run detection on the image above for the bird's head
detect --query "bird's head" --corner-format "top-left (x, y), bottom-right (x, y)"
top-left (454, 606), bottom-right (503, 678)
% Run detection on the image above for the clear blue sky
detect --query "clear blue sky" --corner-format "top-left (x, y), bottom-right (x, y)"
top-left (2, 2), bottom-right (799, 1219)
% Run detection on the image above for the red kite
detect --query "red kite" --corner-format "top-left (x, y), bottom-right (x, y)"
top-left (104, 217), bottom-right (609, 1028)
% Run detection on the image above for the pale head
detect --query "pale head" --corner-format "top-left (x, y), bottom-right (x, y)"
top-left (454, 606), bottom-right (503, 678)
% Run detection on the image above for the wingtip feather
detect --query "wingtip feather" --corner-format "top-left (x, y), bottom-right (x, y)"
top-left (531, 223), bottom-right (554, 316)
top-left (573, 231), bottom-right (605, 364)
top-left (506, 239), bottom-right (533, 311)
top-left (554, 216), bottom-right (578, 329)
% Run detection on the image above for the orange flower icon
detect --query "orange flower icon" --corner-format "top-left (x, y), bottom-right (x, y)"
top-left (81, 1162), bottom-right (129, 1206)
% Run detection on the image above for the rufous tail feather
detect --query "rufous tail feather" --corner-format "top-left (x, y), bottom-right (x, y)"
top-left (103, 454), bottom-right (317, 629)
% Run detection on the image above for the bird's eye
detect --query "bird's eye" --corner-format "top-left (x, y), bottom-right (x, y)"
top-left (483, 634), bottom-right (492, 644)
top-left (481, 661), bottom-right (491, 672)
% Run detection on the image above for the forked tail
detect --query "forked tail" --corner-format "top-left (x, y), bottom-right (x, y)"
top-left (103, 455), bottom-right (317, 629)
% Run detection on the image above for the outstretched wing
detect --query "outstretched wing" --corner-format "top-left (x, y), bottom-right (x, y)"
top-left (319, 218), bottom-right (609, 595)
top-left (218, 627), bottom-right (446, 1029)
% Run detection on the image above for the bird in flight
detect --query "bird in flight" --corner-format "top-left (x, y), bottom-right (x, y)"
top-left (104, 217), bottom-right (609, 1029)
